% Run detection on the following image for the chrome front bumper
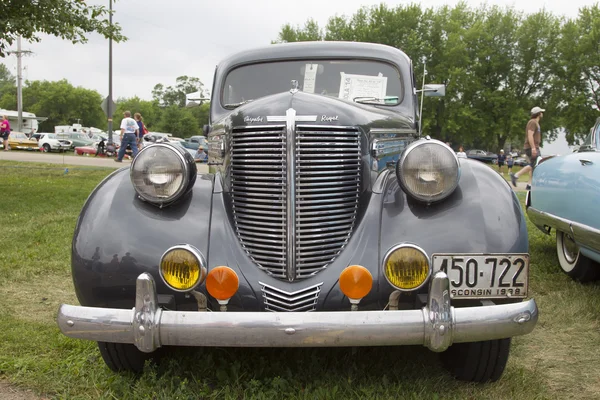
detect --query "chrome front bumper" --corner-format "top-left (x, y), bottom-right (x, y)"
top-left (57, 272), bottom-right (538, 353)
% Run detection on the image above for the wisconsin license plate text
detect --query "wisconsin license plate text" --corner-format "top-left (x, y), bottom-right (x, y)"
top-left (432, 254), bottom-right (529, 299)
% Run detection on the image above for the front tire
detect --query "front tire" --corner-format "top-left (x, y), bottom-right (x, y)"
top-left (440, 338), bottom-right (511, 382)
top-left (556, 231), bottom-right (600, 282)
top-left (42, 143), bottom-right (51, 153)
top-left (97, 342), bottom-right (155, 373)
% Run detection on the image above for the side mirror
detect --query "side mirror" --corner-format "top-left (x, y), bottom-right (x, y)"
top-left (203, 124), bottom-right (210, 136)
top-left (422, 84), bottom-right (445, 97)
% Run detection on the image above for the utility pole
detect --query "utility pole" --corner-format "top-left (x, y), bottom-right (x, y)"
top-left (107, 0), bottom-right (114, 145)
top-left (16, 37), bottom-right (23, 132)
top-left (7, 37), bottom-right (32, 133)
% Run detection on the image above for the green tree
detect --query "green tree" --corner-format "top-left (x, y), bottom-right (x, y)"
top-left (114, 97), bottom-right (161, 130)
top-left (155, 106), bottom-right (201, 137)
top-left (152, 76), bottom-right (207, 108)
top-left (0, 64), bottom-right (15, 99)
top-left (0, 79), bottom-right (105, 131)
top-left (557, 5), bottom-right (600, 144)
top-left (0, 0), bottom-right (125, 57)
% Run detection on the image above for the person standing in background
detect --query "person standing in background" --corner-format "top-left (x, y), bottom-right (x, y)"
top-left (507, 153), bottom-right (514, 175)
top-left (134, 113), bottom-right (146, 149)
top-left (115, 111), bottom-right (139, 162)
top-left (497, 149), bottom-right (506, 175)
top-left (511, 106), bottom-right (545, 190)
top-left (1, 115), bottom-right (11, 151)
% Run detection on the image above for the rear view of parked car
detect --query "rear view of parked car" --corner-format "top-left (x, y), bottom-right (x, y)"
top-left (56, 132), bottom-right (95, 149)
top-left (466, 149), bottom-right (498, 164)
top-left (38, 133), bottom-right (71, 152)
top-left (57, 42), bottom-right (537, 382)
top-left (527, 117), bottom-right (600, 282)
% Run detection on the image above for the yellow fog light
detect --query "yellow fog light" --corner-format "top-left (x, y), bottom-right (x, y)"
top-left (383, 244), bottom-right (431, 291)
top-left (159, 245), bottom-right (207, 292)
top-left (339, 265), bottom-right (373, 300)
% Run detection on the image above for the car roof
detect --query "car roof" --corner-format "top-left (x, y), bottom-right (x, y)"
top-left (217, 41), bottom-right (411, 71)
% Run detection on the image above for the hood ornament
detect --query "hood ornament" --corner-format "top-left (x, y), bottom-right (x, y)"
top-left (290, 80), bottom-right (299, 94)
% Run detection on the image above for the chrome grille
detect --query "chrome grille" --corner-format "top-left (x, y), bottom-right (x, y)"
top-left (231, 124), bottom-right (362, 281)
top-left (260, 281), bottom-right (322, 311)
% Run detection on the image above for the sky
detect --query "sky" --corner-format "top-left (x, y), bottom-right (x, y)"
top-left (2, 0), bottom-right (597, 103)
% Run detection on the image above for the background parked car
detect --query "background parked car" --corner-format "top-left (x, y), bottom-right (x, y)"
top-left (183, 135), bottom-right (208, 150)
top-left (6, 131), bottom-right (38, 150)
top-left (466, 149), bottom-right (498, 164)
top-left (513, 157), bottom-right (529, 166)
top-left (527, 117), bottom-right (600, 282)
top-left (56, 132), bottom-right (95, 149)
top-left (38, 133), bottom-right (72, 152)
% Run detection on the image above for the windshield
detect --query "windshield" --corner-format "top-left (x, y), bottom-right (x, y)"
top-left (222, 59), bottom-right (403, 108)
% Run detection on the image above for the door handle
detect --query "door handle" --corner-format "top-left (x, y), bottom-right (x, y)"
top-left (579, 159), bottom-right (593, 166)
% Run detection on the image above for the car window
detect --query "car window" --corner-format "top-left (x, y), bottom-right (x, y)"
top-left (222, 59), bottom-right (403, 107)
top-left (11, 132), bottom-right (27, 139)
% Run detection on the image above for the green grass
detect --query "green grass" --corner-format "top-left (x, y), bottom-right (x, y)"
top-left (1, 160), bottom-right (600, 399)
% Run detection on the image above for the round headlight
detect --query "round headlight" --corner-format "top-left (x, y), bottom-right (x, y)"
top-left (396, 139), bottom-right (459, 203)
top-left (160, 244), bottom-right (207, 292)
top-left (383, 244), bottom-right (431, 291)
top-left (130, 143), bottom-right (196, 206)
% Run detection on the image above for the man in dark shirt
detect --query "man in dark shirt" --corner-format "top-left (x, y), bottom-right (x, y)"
top-left (511, 106), bottom-right (544, 190)
top-left (497, 149), bottom-right (506, 175)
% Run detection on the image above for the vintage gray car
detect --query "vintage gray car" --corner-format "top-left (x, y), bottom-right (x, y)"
top-left (57, 42), bottom-right (537, 382)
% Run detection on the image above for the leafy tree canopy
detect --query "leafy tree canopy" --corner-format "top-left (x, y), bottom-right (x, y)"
top-left (152, 76), bottom-right (208, 108)
top-left (0, 0), bottom-right (125, 57)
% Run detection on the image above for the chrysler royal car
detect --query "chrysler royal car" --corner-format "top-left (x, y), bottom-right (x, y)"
top-left (527, 117), bottom-right (600, 282)
top-left (57, 42), bottom-right (537, 382)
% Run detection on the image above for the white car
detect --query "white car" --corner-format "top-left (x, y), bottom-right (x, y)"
top-left (38, 133), bottom-right (72, 153)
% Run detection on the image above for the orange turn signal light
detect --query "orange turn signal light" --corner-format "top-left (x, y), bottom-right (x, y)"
top-left (339, 265), bottom-right (373, 300)
top-left (206, 266), bottom-right (239, 301)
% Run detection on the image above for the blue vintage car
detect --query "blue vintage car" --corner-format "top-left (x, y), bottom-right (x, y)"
top-left (527, 117), bottom-right (600, 281)
top-left (57, 42), bottom-right (537, 382)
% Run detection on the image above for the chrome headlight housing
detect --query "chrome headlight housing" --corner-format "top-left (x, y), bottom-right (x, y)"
top-left (130, 143), bottom-right (196, 206)
top-left (396, 138), bottom-right (460, 203)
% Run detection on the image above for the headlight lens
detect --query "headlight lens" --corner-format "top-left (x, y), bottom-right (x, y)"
top-left (396, 139), bottom-right (459, 203)
top-left (130, 143), bottom-right (195, 205)
top-left (383, 244), bottom-right (431, 291)
top-left (160, 245), bottom-right (207, 292)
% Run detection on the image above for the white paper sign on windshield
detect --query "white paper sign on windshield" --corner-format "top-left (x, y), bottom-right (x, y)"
top-left (303, 64), bottom-right (319, 94)
top-left (338, 73), bottom-right (387, 101)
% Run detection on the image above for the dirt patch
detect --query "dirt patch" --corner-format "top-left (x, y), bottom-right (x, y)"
top-left (0, 380), bottom-right (46, 400)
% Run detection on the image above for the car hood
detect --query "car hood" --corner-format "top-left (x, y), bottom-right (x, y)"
top-left (217, 91), bottom-right (415, 132)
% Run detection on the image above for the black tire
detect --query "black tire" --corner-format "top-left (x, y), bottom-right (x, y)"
top-left (440, 338), bottom-right (511, 382)
top-left (97, 342), bottom-right (154, 373)
top-left (556, 231), bottom-right (600, 282)
top-left (42, 143), bottom-right (51, 153)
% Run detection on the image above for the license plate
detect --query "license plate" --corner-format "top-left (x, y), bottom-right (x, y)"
top-left (432, 254), bottom-right (529, 299)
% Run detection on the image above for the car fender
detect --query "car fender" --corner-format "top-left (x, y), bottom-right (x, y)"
top-left (71, 168), bottom-right (214, 308)
top-left (378, 158), bottom-right (528, 285)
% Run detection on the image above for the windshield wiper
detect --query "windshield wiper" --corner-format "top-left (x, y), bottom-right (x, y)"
top-left (223, 99), bottom-right (254, 109)
top-left (353, 96), bottom-right (397, 105)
